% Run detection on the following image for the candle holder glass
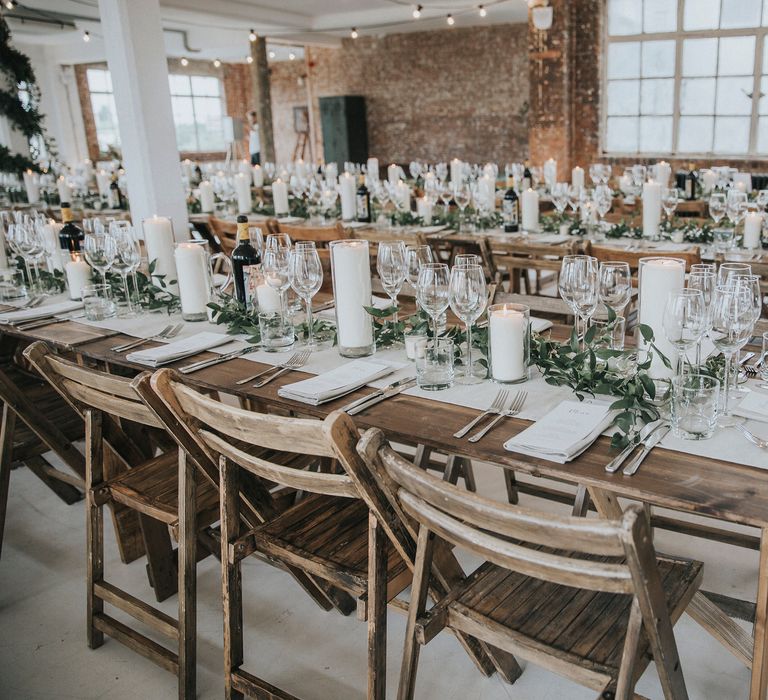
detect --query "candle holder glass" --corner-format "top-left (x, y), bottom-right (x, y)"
top-left (0, 267), bottom-right (27, 301)
top-left (82, 283), bottom-right (116, 321)
top-left (671, 374), bottom-right (720, 441)
top-left (330, 240), bottom-right (376, 357)
top-left (258, 311), bottom-right (295, 352)
top-left (415, 338), bottom-right (454, 391)
top-left (174, 240), bottom-right (232, 322)
top-left (487, 303), bottom-right (530, 384)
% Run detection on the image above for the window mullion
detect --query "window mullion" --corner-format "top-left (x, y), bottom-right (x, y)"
top-left (750, 31), bottom-right (764, 155)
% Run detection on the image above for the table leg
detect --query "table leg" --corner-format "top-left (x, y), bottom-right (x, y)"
top-left (751, 528), bottom-right (768, 699)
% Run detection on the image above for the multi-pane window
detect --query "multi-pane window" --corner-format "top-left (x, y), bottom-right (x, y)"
top-left (604, 0), bottom-right (768, 156)
top-left (87, 68), bottom-right (121, 153)
top-left (168, 74), bottom-right (227, 152)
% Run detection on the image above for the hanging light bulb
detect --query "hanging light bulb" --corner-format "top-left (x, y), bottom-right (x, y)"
top-left (446, 14), bottom-right (455, 25)
top-left (288, 52), bottom-right (296, 61)
top-left (82, 30), bottom-right (91, 42)
top-left (180, 57), bottom-right (189, 67)
top-left (268, 50), bottom-right (276, 59)
top-left (246, 55), bottom-right (254, 64)
top-left (248, 28), bottom-right (257, 42)
top-left (350, 27), bottom-right (358, 39)
top-left (479, 5), bottom-right (487, 17)
top-left (4, 0), bottom-right (17, 10)
top-left (213, 58), bottom-right (222, 68)
top-left (412, 4), bottom-right (422, 18)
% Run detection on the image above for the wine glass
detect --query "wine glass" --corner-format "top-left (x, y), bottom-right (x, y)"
top-left (289, 242), bottom-right (323, 348)
top-left (567, 184), bottom-right (582, 214)
top-left (661, 187), bottom-right (679, 221)
top-left (376, 240), bottom-right (407, 325)
top-left (559, 255), bottom-right (598, 346)
top-left (449, 263), bottom-right (487, 384)
top-left (662, 288), bottom-right (707, 379)
top-left (262, 246), bottom-right (291, 318)
top-left (453, 184), bottom-right (471, 231)
top-left (726, 190), bottom-right (748, 227)
top-left (110, 228), bottom-right (141, 317)
top-left (593, 184), bottom-right (612, 228)
top-left (551, 182), bottom-right (569, 214)
top-left (728, 272), bottom-right (762, 393)
top-left (598, 261), bottom-right (631, 317)
top-left (756, 190), bottom-right (768, 212)
top-left (406, 244), bottom-right (433, 294)
top-left (266, 233), bottom-right (291, 252)
top-left (454, 253), bottom-right (480, 267)
top-left (717, 262), bottom-right (750, 286)
top-left (709, 192), bottom-right (726, 224)
top-left (439, 184), bottom-right (454, 218)
top-left (409, 161), bottom-right (423, 182)
top-left (589, 164), bottom-right (602, 185)
top-left (84, 233), bottom-right (117, 285)
top-left (416, 262), bottom-right (450, 350)
top-left (687, 269), bottom-right (716, 368)
top-left (710, 284), bottom-right (753, 426)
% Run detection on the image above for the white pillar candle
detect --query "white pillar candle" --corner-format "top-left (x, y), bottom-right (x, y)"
top-left (489, 307), bottom-right (527, 382)
top-left (234, 172), bottom-right (252, 215)
top-left (733, 172), bottom-right (752, 192)
top-left (387, 164), bottom-right (400, 186)
top-left (655, 161), bottom-right (671, 187)
top-left (450, 158), bottom-right (463, 185)
top-left (175, 242), bottom-right (210, 319)
top-left (395, 180), bottom-right (411, 210)
top-left (142, 215), bottom-right (178, 292)
top-left (638, 257), bottom-right (685, 379)
top-left (366, 157), bottom-right (379, 181)
top-left (571, 166), bottom-right (584, 189)
top-left (330, 240), bottom-right (374, 353)
top-left (238, 159), bottom-right (252, 175)
top-left (56, 176), bottom-right (72, 203)
top-left (702, 169), bottom-right (717, 194)
top-left (42, 221), bottom-right (64, 272)
top-left (251, 164), bottom-right (264, 188)
top-left (65, 253), bottom-right (92, 300)
top-left (479, 174), bottom-right (496, 211)
top-left (181, 159), bottom-right (193, 180)
top-left (521, 188), bottom-right (539, 232)
top-left (744, 211), bottom-right (763, 249)
top-left (199, 180), bottom-right (214, 213)
top-left (23, 170), bottom-right (40, 204)
top-left (272, 178), bottom-right (290, 216)
top-left (735, 180), bottom-right (747, 193)
top-left (544, 158), bottom-right (557, 190)
top-left (325, 162), bottom-right (338, 181)
top-left (95, 169), bottom-right (110, 198)
top-left (339, 172), bottom-right (357, 221)
top-left (256, 283), bottom-right (282, 313)
top-left (294, 159), bottom-right (307, 179)
top-left (404, 334), bottom-right (428, 360)
top-left (416, 196), bottom-right (433, 223)
top-left (642, 181), bottom-right (662, 238)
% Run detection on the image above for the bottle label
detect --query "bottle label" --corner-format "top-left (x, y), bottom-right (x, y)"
top-left (242, 266), bottom-right (255, 305)
top-left (356, 194), bottom-right (369, 219)
top-left (503, 198), bottom-right (519, 224)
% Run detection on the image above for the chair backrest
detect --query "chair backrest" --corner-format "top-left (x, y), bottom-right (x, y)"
top-left (23, 341), bottom-right (162, 429)
top-left (589, 244), bottom-right (702, 274)
top-left (275, 221), bottom-right (351, 247)
top-left (358, 427), bottom-right (651, 595)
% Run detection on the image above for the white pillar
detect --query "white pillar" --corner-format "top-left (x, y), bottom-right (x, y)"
top-left (98, 0), bottom-right (188, 241)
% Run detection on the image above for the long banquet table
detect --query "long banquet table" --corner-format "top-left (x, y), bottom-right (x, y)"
top-left (3, 302), bottom-right (768, 698)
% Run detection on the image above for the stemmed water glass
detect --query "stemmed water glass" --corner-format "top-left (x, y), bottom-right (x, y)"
top-left (406, 244), bottom-right (433, 299)
top-left (14, 223), bottom-right (46, 294)
top-left (687, 269), bottom-right (716, 368)
top-left (662, 187), bottom-right (679, 221)
top-left (559, 255), bottom-right (598, 346)
top-left (110, 228), bottom-right (141, 317)
top-left (710, 284), bottom-right (753, 426)
top-left (439, 184), bottom-right (454, 219)
top-left (728, 272), bottom-right (762, 394)
top-left (453, 184), bottom-right (471, 232)
top-left (262, 246), bottom-right (291, 319)
top-left (551, 182), bottom-right (569, 215)
top-left (709, 192), bottom-right (726, 225)
top-left (376, 240), bottom-right (407, 325)
top-left (416, 263), bottom-right (450, 350)
top-left (449, 263), bottom-right (486, 384)
top-left (84, 233), bottom-right (117, 285)
top-left (567, 184), bottom-right (582, 215)
top-left (662, 288), bottom-right (707, 380)
top-left (726, 190), bottom-right (748, 227)
top-left (289, 241), bottom-right (323, 348)
top-left (717, 262), bottom-right (750, 286)
top-left (598, 261), bottom-right (631, 319)
top-left (593, 184), bottom-right (612, 229)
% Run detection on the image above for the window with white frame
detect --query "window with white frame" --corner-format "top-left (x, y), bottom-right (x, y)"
top-left (168, 74), bottom-right (227, 152)
top-left (87, 68), bottom-right (121, 153)
top-left (604, 0), bottom-right (768, 156)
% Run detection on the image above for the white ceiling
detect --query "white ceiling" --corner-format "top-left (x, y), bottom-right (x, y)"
top-left (4, 0), bottom-right (529, 62)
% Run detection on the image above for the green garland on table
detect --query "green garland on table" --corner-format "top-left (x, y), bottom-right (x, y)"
top-left (104, 261), bottom-right (181, 314)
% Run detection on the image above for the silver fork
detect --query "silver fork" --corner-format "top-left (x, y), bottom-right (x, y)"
top-left (468, 391), bottom-right (527, 443)
top-left (111, 322), bottom-right (183, 352)
top-left (235, 349), bottom-right (308, 385)
top-left (733, 422), bottom-right (768, 449)
top-left (251, 349), bottom-right (311, 388)
top-left (453, 389), bottom-right (508, 438)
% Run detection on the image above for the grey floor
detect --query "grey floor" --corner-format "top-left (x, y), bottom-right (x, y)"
top-left (0, 454), bottom-right (756, 699)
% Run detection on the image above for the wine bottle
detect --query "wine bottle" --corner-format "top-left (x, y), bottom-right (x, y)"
top-left (685, 163), bottom-right (697, 201)
top-left (522, 161), bottom-right (532, 191)
top-left (356, 175), bottom-right (371, 223)
top-left (231, 215), bottom-right (260, 305)
top-left (108, 175), bottom-right (125, 209)
top-left (502, 177), bottom-right (520, 233)
top-left (58, 203), bottom-right (84, 253)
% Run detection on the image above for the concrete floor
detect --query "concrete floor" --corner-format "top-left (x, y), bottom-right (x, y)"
top-left (0, 454), bottom-right (757, 699)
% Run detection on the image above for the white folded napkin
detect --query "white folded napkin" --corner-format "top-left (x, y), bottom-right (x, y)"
top-left (278, 358), bottom-right (403, 405)
top-left (345, 221), bottom-right (370, 229)
top-left (734, 392), bottom-right (768, 424)
top-left (276, 216), bottom-right (304, 224)
top-left (126, 332), bottom-right (230, 367)
top-left (504, 399), bottom-right (615, 463)
top-left (418, 225), bottom-right (447, 234)
top-left (531, 317), bottom-right (553, 334)
top-left (0, 300), bottom-right (83, 325)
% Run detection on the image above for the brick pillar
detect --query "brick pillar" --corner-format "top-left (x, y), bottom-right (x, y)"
top-left (250, 37), bottom-right (275, 163)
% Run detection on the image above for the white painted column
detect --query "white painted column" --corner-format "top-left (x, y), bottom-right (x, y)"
top-left (98, 0), bottom-right (188, 241)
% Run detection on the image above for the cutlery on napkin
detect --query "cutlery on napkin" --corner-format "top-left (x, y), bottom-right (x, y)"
top-left (733, 392), bottom-right (768, 424)
top-left (126, 332), bottom-right (231, 367)
top-left (503, 399), bottom-right (615, 463)
top-left (277, 359), bottom-right (404, 405)
top-left (0, 300), bottom-right (84, 325)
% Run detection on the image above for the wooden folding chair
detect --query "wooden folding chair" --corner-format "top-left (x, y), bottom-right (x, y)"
top-left (358, 428), bottom-right (704, 700)
top-left (23, 341), bottom-right (221, 699)
top-left (149, 371), bottom-right (412, 699)
top-left (274, 221), bottom-right (351, 247)
top-left (588, 243), bottom-right (702, 275)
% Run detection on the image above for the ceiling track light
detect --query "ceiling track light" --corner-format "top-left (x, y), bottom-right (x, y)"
top-left (479, 5), bottom-right (487, 17)
top-left (180, 56), bottom-right (189, 66)
top-left (248, 28), bottom-right (257, 42)
top-left (82, 30), bottom-right (90, 42)
top-left (413, 4), bottom-right (422, 18)
top-left (446, 14), bottom-right (455, 25)
top-left (350, 27), bottom-right (358, 39)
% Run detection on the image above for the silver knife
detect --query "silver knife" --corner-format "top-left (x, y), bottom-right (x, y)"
top-left (622, 425), bottom-right (671, 476)
top-left (605, 421), bottom-right (665, 473)
top-left (346, 378), bottom-right (417, 416)
top-left (179, 345), bottom-right (258, 374)
top-left (340, 376), bottom-right (416, 413)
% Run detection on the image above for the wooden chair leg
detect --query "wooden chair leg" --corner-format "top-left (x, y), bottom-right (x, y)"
top-left (220, 456), bottom-right (244, 700)
top-left (503, 469), bottom-right (519, 505)
top-left (178, 451), bottom-right (197, 700)
top-left (140, 513), bottom-right (177, 603)
top-left (85, 410), bottom-right (104, 649)
top-left (398, 526), bottom-right (435, 700)
top-left (25, 455), bottom-right (83, 505)
top-left (572, 484), bottom-right (591, 517)
top-left (614, 597), bottom-right (643, 700)
top-left (459, 458), bottom-right (477, 492)
top-left (0, 403), bottom-right (16, 559)
top-left (442, 456), bottom-right (461, 485)
top-left (367, 512), bottom-right (387, 700)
